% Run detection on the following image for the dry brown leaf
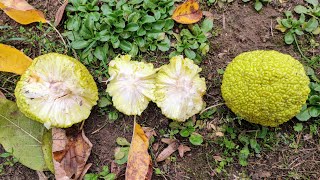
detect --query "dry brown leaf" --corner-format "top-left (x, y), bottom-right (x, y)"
top-left (79, 163), bottom-right (92, 180)
top-left (213, 155), bottom-right (223, 161)
top-left (156, 141), bottom-right (179, 162)
top-left (172, 0), bottom-right (203, 24)
top-left (111, 160), bottom-right (123, 177)
top-left (177, 144), bottom-right (191, 158)
top-left (0, 0), bottom-right (47, 25)
top-left (161, 138), bottom-right (177, 145)
top-left (202, 11), bottom-right (213, 17)
top-left (52, 128), bottom-right (93, 180)
top-left (152, 142), bottom-right (159, 152)
top-left (142, 127), bottom-right (157, 140)
top-left (0, 43), bottom-right (32, 75)
top-left (215, 132), bottom-right (224, 137)
top-left (125, 122), bottom-right (152, 180)
top-left (54, 0), bottom-right (68, 26)
top-left (0, 90), bottom-right (5, 99)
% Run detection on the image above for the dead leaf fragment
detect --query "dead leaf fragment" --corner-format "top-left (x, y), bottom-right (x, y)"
top-left (253, 171), bottom-right (272, 178)
top-left (0, 90), bottom-right (5, 99)
top-left (161, 138), bottom-right (177, 145)
top-left (125, 122), bottom-right (152, 180)
top-left (0, 43), bottom-right (32, 75)
top-left (202, 11), bottom-right (213, 17)
top-left (178, 144), bottom-right (191, 158)
top-left (0, 0), bottom-right (47, 25)
top-left (111, 160), bottom-right (123, 177)
top-left (54, 0), bottom-right (68, 26)
top-left (142, 127), bottom-right (157, 140)
top-left (215, 132), bottom-right (224, 137)
top-left (156, 141), bottom-right (179, 162)
top-left (172, 0), bottom-right (203, 24)
top-left (213, 155), bottom-right (223, 161)
top-left (52, 128), bottom-right (93, 180)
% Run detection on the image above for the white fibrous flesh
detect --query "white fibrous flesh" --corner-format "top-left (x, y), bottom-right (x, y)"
top-left (155, 56), bottom-right (206, 121)
top-left (16, 54), bottom-right (97, 128)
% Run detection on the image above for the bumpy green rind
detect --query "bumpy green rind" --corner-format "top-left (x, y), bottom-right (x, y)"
top-left (221, 50), bottom-right (310, 127)
top-left (15, 53), bottom-right (98, 128)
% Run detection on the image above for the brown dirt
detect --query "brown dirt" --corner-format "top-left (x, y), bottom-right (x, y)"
top-left (0, 0), bottom-right (320, 180)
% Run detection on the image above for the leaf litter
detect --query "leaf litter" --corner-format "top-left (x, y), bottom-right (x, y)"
top-left (52, 127), bottom-right (92, 180)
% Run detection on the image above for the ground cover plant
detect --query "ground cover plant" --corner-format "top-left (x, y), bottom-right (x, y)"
top-left (0, 0), bottom-right (319, 179)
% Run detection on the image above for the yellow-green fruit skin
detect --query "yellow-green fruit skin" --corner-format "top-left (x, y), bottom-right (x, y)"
top-left (221, 50), bottom-right (310, 127)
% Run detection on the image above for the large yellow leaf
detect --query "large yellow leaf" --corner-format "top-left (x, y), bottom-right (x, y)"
top-left (125, 121), bottom-right (152, 180)
top-left (172, 0), bottom-right (203, 24)
top-left (0, 0), bottom-right (47, 25)
top-left (0, 44), bottom-right (32, 75)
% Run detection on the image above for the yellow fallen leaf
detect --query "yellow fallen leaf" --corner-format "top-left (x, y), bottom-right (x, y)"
top-left (0, 0), bottom-right (47, 25)
top-left (0, 43), bottom-right (32, 75)
top-left (125, 121), bottom-right (152, 180)
top-left (172, 0), bottom-right (203, 24)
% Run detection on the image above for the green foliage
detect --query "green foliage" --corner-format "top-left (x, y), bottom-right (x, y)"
top-left (242, 0), bottom-right (271, 11)
top-left (276, 0), bottom-right (320, 45)
top-left (207, 0), bottom-right (234, 7)
top-left (114, 137), bottom-right (130, 165)
top-left (0, 151), bottom-right (18, 175)
top-left (97, 92), bottom-right (120, 122)
top-left (296, 68), bottom-right (320, 121)
top-left (0, 24), bottom-right (65, 56)
top-left (169, 119), bottom-right (204, 145)
top-left (0, 99), bottom-right (50, 171)
top-left (64, 0), bottom-right (175, 66)
top-left (170, 18), bottom-right (214, 64)
top-left (84, 165), bottom-right (116, 180)
top-left (293, 123), bottom-right (303, 132)
top-left (216, 125), bottom-right (275, 168)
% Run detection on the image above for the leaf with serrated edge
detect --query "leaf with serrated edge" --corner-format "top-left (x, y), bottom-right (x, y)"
top-left (0, 98), bottom-right (47, 171)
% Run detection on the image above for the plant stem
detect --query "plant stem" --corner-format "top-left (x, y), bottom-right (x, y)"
top-left (200, 103), bottom-right (225, 114)
top-left (48, 22), bottom-right (67, 50)
top-left (293, 33), bottom-right (311, 62)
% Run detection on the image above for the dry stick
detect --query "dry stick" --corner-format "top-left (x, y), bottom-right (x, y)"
top-left (48, 22), bottom-right (67, 50)
top-left (270, 19), bottom-right (273, 36)
top-left (80, 119), bottom-right (86, 130)
top-left (200, 103), bottom-right (225, 115)
top-left (91, 121), bottom-right (108, 134)
top-left (222, 13), bottom-right (226, 29)
top-left (48, 22), bottom-right (79, 59)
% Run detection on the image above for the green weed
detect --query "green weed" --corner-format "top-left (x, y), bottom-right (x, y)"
top-left (169, 119), bottom-right (204, 146)
top-left (206, 0), bottom-right (234, 7)
top-left (242, 0), bottom-right (271, 11)
top-left (170, 18), bottom-right (214, 64)
top-left (296, 68), bottom-right (320, 121)
top-left (84, 165), bottom-right (116, 180)
top-left (64, 0), bottom-right (175, 65)
top-left (114, 137), bottom-right (130, 165)
top-left (0, 151), bottom-right (18, 175)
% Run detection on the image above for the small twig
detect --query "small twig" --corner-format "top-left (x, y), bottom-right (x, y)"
top-left (79, 119), bottom-right (85, 130)
top-left (222, 13), bottom-right (226, 29)
top-left (200, 103), bottom-right (225, 114)
top-left (270, 19), bottom-right (273, 36)
top-left (48, 22), bottom-right (68, 53)
top-left (91, 122), bottom-right (108, 134)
